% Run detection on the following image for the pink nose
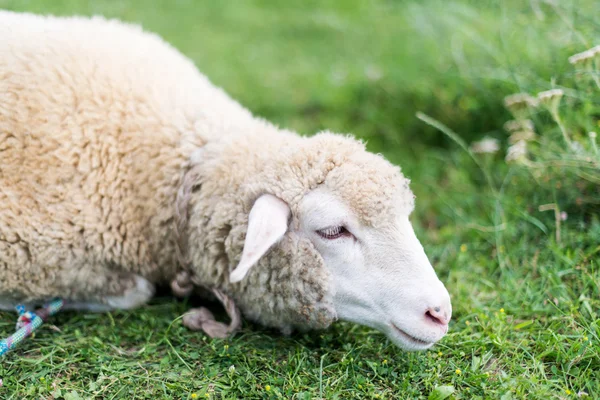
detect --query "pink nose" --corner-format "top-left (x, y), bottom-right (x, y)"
top-left (425, 305), bottom-right (451, 327)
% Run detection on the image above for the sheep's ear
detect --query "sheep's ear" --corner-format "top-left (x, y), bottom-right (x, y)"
top-left (229, 194), bottom-right (291, 283)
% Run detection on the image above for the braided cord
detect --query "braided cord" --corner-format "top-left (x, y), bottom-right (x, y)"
top-left (0, 298), bottom-right (64, 357)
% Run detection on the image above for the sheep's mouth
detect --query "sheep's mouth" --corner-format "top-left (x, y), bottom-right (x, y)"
top-left (390, 323), bottom-right (433, 347)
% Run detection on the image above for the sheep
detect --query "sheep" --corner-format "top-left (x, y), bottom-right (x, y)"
top-left (0, 10), bottom-right (452, 350)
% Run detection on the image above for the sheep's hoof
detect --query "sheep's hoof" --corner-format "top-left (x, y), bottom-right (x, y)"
top-left (182, 288), bottom-right (242, 338)
top-left (105, 275), bottom-right (155, 310)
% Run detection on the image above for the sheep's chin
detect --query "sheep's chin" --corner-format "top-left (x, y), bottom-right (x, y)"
top-left (386, 323), bottom-right (436, 351)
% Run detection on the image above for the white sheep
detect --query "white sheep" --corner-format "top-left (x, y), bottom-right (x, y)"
top-left (0, 10), bottom-right (452, 350)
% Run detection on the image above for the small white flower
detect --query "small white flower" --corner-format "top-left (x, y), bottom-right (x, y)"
top-left (470, 137), bottom-right (500, 154)
top-left (504, 119), bottom-right (535, 133)
top-left (537, 89), bottom-right (564, 118)
top-left (560, 211), bottom-right (568, 221)
top-left (570, 141), bottom-right (584, 153)
top-left (228, 365), bottom-right (235, 374)
top-left (505, 140), bottom-right (528, 162)
top-left (537, 89), bottom-right (564, 102)
top-left (509, 130), bottom-right (536, 144)
top-left (568, 49), bottom-right (595, 65)
top-left (504, 93), bottom-right (539, 109)
top-left (569, 45), bottom-right (600, 65)
top-left (503, 93), bottom-right (538, 119)
top-left (569, 46), bottom-right (600, 82)
top-left (589, 131), bottom-right (597, 139)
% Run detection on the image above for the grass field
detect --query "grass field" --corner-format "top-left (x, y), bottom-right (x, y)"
top-left (1, 0), bottom-right (599, 399)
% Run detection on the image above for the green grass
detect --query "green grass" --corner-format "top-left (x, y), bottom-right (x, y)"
top-left (1, 0), bottom-right (599, 398)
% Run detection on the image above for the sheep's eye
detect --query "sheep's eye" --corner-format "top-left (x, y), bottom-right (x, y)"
top-left (316, 226), bottom-right (350, 240)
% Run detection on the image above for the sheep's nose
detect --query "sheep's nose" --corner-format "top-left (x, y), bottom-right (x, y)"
top-left (425, 304), bottom-right (451, 327)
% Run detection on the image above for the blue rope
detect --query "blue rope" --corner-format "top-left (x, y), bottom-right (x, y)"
top-left (0, 299), bottom-right (64, 357)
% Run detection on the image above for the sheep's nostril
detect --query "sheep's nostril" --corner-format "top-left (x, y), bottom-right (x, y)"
top-left (425, 309), bottom-right (448, 326)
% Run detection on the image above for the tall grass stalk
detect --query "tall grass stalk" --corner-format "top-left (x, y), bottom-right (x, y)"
top-left (416, 112), bottom-right (508, 269)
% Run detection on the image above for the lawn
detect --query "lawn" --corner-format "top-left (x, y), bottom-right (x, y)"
top-left (1, 0), bottom-right (599, 399)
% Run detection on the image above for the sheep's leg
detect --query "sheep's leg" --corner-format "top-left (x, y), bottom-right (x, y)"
top-left (0, 256), bottom-right (155, 312)
top-left (2, 269), bottom-right (156, 312)
top-left (59, 272), bottom-right (156, 311)
top-left (99, 273), bottom-right (156, 310)
top-left (0, 298), bottom-right (116, 312)
top-left (0, 272), bottom-right (154, 312)
top-left (0, 297), bottom-right (143, 313)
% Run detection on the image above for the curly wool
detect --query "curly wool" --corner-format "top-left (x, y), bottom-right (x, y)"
top-left (0, 11), bottom-right (414, 334)
top-left (0, 10), bottom-right (253, 301)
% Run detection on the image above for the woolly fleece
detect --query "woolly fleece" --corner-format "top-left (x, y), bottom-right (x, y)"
top-left (0, 11), bottom-right (414, 333)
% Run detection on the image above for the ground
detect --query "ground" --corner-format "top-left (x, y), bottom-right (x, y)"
top-left (0, 0), bottom-right (599, 399)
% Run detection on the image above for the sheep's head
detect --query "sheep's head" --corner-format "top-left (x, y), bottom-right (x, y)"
top-left (295, 188), bottom-right (451, 351)
top-left (228, 132), bottom-right (452, 351)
